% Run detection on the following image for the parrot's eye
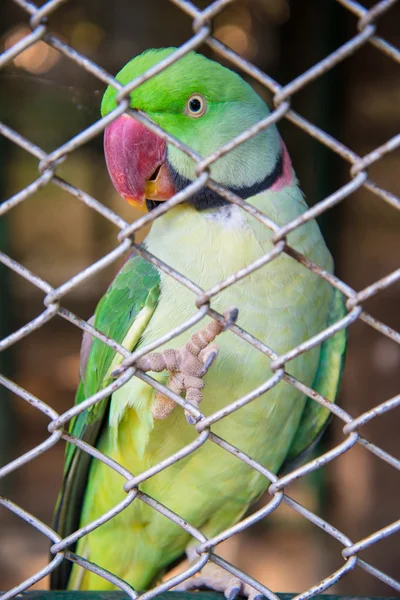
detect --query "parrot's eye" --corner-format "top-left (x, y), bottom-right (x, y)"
top-left (186, 94), bottom-right (207, 118)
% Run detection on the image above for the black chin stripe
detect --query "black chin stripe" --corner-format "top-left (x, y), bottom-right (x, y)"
top-left (166, 151), bottom-right (283, 211)
top-left (146, 199), bottom-right (162, 211)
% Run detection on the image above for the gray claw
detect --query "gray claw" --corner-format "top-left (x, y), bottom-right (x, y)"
top-left (199, 349), bottom-right (218, 376)
top-left (227, 587), bottom-right (241, 600)
top-left (111, 364), bottom-right (123, 378)
top-left (224, 307), bottom-right (239, 330)
top-left (186, 413), bottom-right (197, 425)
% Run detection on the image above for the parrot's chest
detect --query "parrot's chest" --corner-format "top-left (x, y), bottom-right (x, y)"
top-left (111, 205), bottom-right (332, 484)
top-left (80, 202), bottom-right (333, 589)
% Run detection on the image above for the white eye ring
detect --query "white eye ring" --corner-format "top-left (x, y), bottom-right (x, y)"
top-left (186, 94), bottom-right (207, 118)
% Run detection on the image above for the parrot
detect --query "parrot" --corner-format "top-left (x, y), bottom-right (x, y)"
top-left (51, 48), bottom-right (346, 597)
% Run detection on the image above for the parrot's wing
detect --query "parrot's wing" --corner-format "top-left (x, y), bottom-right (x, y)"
top-left (281, 287), bottom-right (347, 472)
top-left (51, 254), bottom-right (160, 589)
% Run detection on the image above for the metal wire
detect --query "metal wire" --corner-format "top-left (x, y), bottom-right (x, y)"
top-left (0, 0), bottom-right (399, 598)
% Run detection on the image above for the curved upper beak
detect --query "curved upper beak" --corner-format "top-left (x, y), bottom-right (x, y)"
top-left (104, 114), bottom-right (176, 211)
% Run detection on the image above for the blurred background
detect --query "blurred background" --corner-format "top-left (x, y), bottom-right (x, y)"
top-left (0, 0), bottom-right (399, 596)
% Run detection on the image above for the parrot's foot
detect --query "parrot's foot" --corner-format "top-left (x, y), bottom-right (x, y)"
top-left (174, 563), bottom-right (263, 600)
top-left (136, 308), bottom-right (238, 422)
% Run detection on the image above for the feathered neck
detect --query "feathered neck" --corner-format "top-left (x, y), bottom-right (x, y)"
top-left (146, 142), bottom-right (294, 213)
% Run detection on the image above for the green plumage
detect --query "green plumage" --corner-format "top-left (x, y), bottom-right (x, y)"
top-left (84, 255), bottom-right (160, 398)
top-left (283, 288), bottom-right (347, 468)
top-left (53, 255), bottom-right (160, 588)
top-left (52, 48), bottom-right (347, 593)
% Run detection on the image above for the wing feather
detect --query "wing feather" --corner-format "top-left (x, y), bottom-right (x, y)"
top-left (281, 287), bottom-right (347, 472)
top-left (51, 254), bottom-right (160, 589)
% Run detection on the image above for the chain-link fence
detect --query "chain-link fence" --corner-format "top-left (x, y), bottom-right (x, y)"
top-left (0, 0), bottom-right (399, 599)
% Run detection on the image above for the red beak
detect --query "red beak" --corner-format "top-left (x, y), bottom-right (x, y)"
top-left (104, 114), bottom-right (176, 210)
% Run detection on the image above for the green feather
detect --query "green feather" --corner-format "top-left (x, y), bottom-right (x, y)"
top-left (282, 288), bottom-right (347, 468)
top-left (85, 254), bottom-right (160, 397)
top-left (51, 254), bottom-right (160, 590)
top-left (101, 48), bottom-right (281, 189)
top-left (101, 48), bottom-right (263, 117)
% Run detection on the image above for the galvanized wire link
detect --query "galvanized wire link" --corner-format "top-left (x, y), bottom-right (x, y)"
top-left (1, 0), bottom-right (399, 598)
top-left (64, 552), bottom-right (138, 600)
top-left (0, 498), bottom-right (64, 600)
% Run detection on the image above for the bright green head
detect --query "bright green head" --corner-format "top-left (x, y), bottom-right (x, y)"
top-left (102, 48), bottom-right (281, 189)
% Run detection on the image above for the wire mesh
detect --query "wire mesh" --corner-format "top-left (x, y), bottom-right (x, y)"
top-left (0, 0), bottom-right (399, 598)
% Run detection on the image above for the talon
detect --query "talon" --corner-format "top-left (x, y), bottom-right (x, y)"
top-left (223, 307), bottom-right (239, 330)
top-left (199, 348), bottom-right (218, 376)
top-left (174, 562), bottom-right (257, 600)
top-left (111, 364), bottom-right (124, 378)
top-left (135, 313), bottom-right (232, 420)
top-left (185, 412), bottom-right (197, 425)
top-left (226, 586), bottom-right (241, 600)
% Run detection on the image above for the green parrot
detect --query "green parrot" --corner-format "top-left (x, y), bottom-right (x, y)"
top-left (52, 48), bottom-right (346, 597)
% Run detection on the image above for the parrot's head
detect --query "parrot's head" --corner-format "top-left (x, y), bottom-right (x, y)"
top-left (101, 48), bottom-right (286, 212)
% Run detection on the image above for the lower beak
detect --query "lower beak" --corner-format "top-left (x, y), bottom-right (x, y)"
top-left (104, 114), bottom-right (176, 211)
top-left (144, 163), bottom-right (176, 203)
